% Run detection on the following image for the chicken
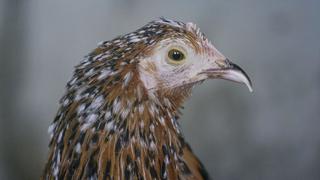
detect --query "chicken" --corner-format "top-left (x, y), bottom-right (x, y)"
top-left (42, 17), bottom-right (252, 180)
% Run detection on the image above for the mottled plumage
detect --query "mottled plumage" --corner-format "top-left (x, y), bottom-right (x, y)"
top-left (42, 18), bottom-right (252, 180)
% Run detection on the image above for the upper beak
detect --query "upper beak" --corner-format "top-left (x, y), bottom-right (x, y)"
top-left (203, 58), bottom-right (253, 92)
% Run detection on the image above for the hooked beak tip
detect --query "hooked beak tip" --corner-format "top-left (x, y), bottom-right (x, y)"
top-left (229, 62), bottom-right (253, 92)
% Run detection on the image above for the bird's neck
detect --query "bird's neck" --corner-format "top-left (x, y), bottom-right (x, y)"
top-left (45, 71), bottom-right (207, 179)
top-left (99, 81), bottom-right (188, 153)
top-left (87, 83), bottom-right (203, 179)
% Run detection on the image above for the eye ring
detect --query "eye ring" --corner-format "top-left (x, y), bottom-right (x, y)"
top-left (167, 48), bottom-right (186, 64)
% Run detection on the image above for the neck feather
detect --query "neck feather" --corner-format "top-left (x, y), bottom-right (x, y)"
top-left (44, 67), bottom-right (205, 179)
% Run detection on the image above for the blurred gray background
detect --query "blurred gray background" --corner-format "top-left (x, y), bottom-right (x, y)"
top-left (1, 0), bottom-right (320, 179)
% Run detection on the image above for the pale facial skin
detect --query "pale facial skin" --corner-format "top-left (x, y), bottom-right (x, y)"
top-left (138, 37), bottom-right (252, 93)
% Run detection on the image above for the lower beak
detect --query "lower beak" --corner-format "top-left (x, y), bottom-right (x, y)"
top-left (203, 59), bottom-right (253, 92)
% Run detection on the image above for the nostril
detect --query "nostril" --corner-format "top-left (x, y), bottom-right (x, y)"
top-left (215, 59), bottom-right (228, 68)
top-left (224, 58), bottom-right (232, 66)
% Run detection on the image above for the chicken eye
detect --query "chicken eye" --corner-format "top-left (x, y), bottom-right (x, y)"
top-left (168, 49), bottom-right (185, 62)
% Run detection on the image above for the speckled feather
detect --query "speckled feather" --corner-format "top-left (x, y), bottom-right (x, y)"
top-left (42, 18), bottom-right (211, 180)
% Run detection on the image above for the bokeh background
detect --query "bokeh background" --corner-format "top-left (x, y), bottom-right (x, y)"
top-left (1, 0), bottom-right (320, 179)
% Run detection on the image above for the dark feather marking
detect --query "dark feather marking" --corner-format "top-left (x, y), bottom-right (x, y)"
top-left (103, 160), bottom-right (111, 180)
top-left (68, 154), bottom-right (80, 178)
top-left (160, 161), bottom-right (167, 180)
top-left (144, 157), bottom-right (150, 169)
top-left (85, 150), bottom-right (99, 178)
top-left (125, 156), bottom-right (132, 179)
top-left (198, 161), bottom-right (211, 180)
top-left (134, 146), bottom-right (141, 158)
top-left (91, 133), bottom-right (99, 145)
top-left (115, 137), bottom-right (122, 155)
top-left (180, 160), bottom-right (192, 175)
top-left (149, 166), bottom-right (158, 179)
top-left (78, 132), bottom-right (85, 143)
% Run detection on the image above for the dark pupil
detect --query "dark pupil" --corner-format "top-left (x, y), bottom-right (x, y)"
top-left (171, 50), bottom-right (183, 61)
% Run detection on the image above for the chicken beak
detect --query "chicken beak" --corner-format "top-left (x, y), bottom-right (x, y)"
top-left (203, 58), bottom-right (253, 92)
